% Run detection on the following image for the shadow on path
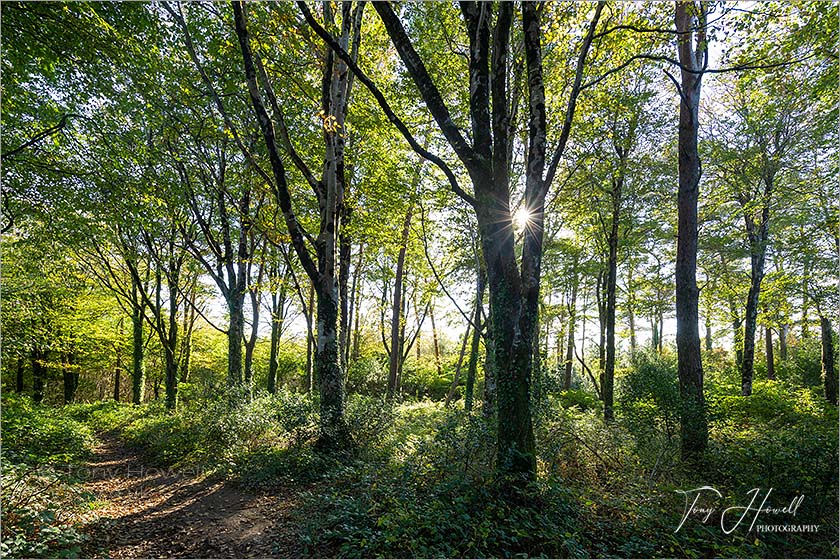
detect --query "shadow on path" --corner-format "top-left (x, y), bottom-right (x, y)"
top-left (83, 434), bottom-right (304, 558)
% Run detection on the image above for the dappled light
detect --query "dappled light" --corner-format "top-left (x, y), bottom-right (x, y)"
top-left (1, 1), bottom-right (837, 559)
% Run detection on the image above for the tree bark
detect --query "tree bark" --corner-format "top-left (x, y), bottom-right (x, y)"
top-left (15, 356), bottom-right (24, 393)
top-left (32, 347), bottom-right (46, 404)
top-left (564, 278), bottom-right (578, 389)
top-left (339, 236), bottom-right (352, 371)
top-left (268, 307), bottom-right (281, 394)
top-left (244, 255), bottom-right (264, 396)
top-left (268, 260), bottom-right (288, 394)
top-left (350, 245), bottom-right (364, 362)
top-left (306, 283), bottom-right (315, 393)
top-left (705, 315), bottom-right (713, 351)
top-left (180, 287), bottom-right (196, 384)
top-left (821, 316), bottom-right (837, 405)
top-left (314, 279), bottom-right (352, 451)
top-left (308, 0), bottom-right (604, 483)
top-left (387, 201), bottom-right (413, 399)
top-left (651, 316), bottom-right (659, 351)
top-left (765, 327), bottom-right (775, 380)
top-left (779, 323), bottom-right (788, 360)
top-left (740, 238), bottom-right (768, 395)
top-left (627, 276), bottom-right (637, 357)
top-left (164, 261), bottom-right (179, 411)
top-left (445, 317), bottom-right (471, 406)
top-left (227, 293), bottom-right (245, 389)
top-left (596, 269), bottom-right (607, 374)
top-left (114, 342), bottom-right (122, 402)
top-left (64, 354), bottom-right (77, 405)
top-left (603, 143), bottom-right (627, 422)
top-left (465, 268), bottom-right (486, 412)
top-left (674, 0), bottom-right (709, 458)
top-left (346, 243), bottom-right (363, 365)
top-left (430, 302), bottom-right (443, 378)
top-left (131, 314), bottom-right (145, 404)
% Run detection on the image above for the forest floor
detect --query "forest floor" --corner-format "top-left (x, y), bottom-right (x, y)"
top-left (82, 434), bottom-right (304, 558)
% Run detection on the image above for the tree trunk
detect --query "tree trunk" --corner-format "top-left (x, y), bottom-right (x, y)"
top-left (430, 302), bottom-right (443, 378)
top-left (564, 282), bottom-right (576, 389)
top-left (705, 315), bottom-right (713, 351)
top-left (483, 319), bottom-right (496, 417)
top-left (164, 259), bottom-right (179, 410)
top-left (729, 297), bottom-right (743, 368)
top-left (350, 247), bottom-right (364, 362)
top-left (674, 0), bottom-right (709, 458)
top-left (651, 316), bottom-right (659, 351)
top-left (779, 323), bottom-right (788, 360)
top-left (347, 243), bottom-right (363, 365)
top-left (227, 293), bottom-right (245, 388)
top-left (268, 276), bottom-right (287, 393)
top-left (627, 267), bottom-right (637, 358)
top-left (164, 335), bottom-right (178, 411)
top-left (64, 354), bottom-right (77, 405)
top-left (339, 237), bottom-right (352, 371)
top-left (387, 202), bottom-right (413, 399)
top-left (603, 162), bottom-right (624, 422)
top-left (114, 345), bottom-right (122, 402)
top-left (445, 318), bottom-right (471, 406)
top-left (306, 283), bottom-right (315, 393)
top-left (532, 314), bottom-right (543, 404)
top-left (15, 356), bottom-right (24, 393)
top-left (32, 347), bottom-right (46, 404)
top-left (465, 264), bottom-right (486, 411)
top-left (314, 280), bottom-right (352, 451)
top-left (765, 326), bottom-right (775, 380)
top-left (244, 260), bottom-right (263, 395)
top-left (658, 311), bottom-right (664, 354)
top-left (396, 280), bottom-right (408, 392)
top-left (181, 289), bottom-right (195, 384)
top-left (131, 278), bottom-right (146, 405)
top-left (131, 313), bottom-right (145, 404)
top-left (821, 316), bottom-right (837, 405)
top-left (741, 249), bottom-right (766, 395)
top-left (596, 269), bottom-right (607, 374)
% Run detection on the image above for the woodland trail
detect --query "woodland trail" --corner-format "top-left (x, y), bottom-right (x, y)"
top-left (82, 434), bottom-right (304, 558)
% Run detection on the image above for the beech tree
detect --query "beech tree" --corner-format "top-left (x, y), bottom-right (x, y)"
top-left (302, 0), bottom-right (606, 483)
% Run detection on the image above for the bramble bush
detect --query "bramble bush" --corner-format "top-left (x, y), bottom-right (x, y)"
top-left (1, 394), bottom-right (96, 558)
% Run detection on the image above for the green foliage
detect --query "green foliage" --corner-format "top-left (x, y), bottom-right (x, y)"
top-left (775, 338), bottom-right (824, 387)
top-left (298, 404), bottom-right (582, 558)
top-left (1, 395), bottom-right (95, 558)
top-left (618, 352), bottom-right (681, 440)
top-left (1, 394), bottom-right (94, 466)
top-left (400, 356), bottom-right (454, 400)
top-left (553, 388), bottom-right (602, 412)
top-left (301, 476), bottom-right (584, 558)
top-left (0, 462), bottom-right (92, 559)
top-left (345, 356), bottom-right (387, 395)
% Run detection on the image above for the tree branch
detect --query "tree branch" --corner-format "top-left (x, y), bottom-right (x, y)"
top-left (297, 1), bottom-right (477, 209)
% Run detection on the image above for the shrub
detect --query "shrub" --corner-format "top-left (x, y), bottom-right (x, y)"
top-left (1, 394), bottom-right (94, 466)
top-left (346, 356), bottom-right (387, 395)
top-left (554, 388), bottom-right (602, 412)
top-left (299, 465), bottom-right (584, 558)
top-left (0, 461), bottom-right (92, 559)
top-left (618, 352), bottom-right (680, 441)
top-left (1, 395), bottom-right (96, 559)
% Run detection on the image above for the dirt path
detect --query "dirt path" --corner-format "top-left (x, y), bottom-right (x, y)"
top-left (82, 434), bottom-right (304, 558)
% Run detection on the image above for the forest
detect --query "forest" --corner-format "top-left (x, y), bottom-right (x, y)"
top-left (1, 1), bottom-right (838, 558)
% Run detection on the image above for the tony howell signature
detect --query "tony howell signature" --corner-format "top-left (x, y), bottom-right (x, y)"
top-left (674, 486), bottom-right (813, 534)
